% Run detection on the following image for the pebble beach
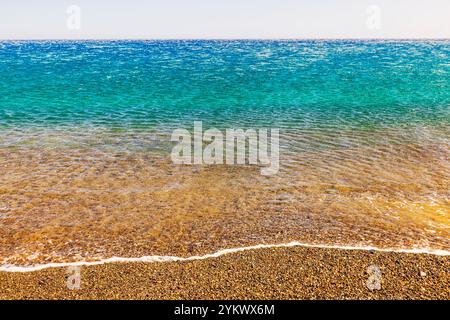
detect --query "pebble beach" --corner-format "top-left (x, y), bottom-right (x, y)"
top-left (1, 246), bottom-right (448, 300)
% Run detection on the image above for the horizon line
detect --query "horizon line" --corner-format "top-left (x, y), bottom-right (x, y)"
top-left (1, 37), bottom-right (450, 41)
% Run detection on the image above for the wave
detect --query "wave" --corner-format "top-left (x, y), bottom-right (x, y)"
top-left (1, 241), bottom-right (449, 273)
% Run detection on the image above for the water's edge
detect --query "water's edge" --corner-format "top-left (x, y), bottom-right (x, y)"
top-left (1, 241), bottom-right (449, 273)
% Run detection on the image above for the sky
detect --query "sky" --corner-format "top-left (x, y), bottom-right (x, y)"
top-left (1, 0), bottom-right (450, 39)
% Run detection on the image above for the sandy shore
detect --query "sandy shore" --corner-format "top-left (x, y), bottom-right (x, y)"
top-left (0, 246), bottom-right (448, 300)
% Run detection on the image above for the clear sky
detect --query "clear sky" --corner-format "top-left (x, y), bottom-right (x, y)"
top-left (1, 0), bottom-right (450, 39)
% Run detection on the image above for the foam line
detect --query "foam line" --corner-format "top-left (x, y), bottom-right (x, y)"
top-left (1, 241), bottom-right (449, 273)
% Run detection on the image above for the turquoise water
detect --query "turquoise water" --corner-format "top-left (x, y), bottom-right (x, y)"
top-left (1, 40), bottom-right (449, 131)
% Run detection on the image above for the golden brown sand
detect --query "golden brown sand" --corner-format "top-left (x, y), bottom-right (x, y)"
top-left (1, 246), bottom-right (448, 300)
top-left (1, 145), bottom-right (449, 266)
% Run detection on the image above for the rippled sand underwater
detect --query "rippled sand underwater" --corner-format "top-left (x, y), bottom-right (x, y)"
top-left (0, 40), bottom-right (449, 266)
top-left (0, 126), bottom-right (449, 266)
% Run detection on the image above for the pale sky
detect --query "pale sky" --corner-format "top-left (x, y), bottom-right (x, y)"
top-left (1, 0), bottom-right (450, 39)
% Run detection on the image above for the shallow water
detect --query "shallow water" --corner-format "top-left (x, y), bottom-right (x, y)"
top-left (0, 40), bottom-right (449, 266)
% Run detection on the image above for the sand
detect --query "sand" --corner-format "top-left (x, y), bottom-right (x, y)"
top-left (2, 145), bottom-right (449, 268)
top-left (0, 246), bottom-right (448, 300)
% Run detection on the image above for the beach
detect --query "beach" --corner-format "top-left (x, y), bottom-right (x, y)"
top-left (1, 246), bottom-right (448, 300)
top-left (0, 40), bottom-right (449, 300)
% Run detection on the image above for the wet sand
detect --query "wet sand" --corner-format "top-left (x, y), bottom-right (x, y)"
top-left (1, 246), bottom-right (448, 300)
top-left (1, 143), bottom-right (449, 267)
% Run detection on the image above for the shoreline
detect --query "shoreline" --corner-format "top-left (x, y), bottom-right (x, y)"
top-left (1, 245), bottom-right (448, 300)
top-left (1, 241), bottom-right (449, 273)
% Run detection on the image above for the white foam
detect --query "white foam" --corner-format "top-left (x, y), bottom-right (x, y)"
top-left (1, 241), bottom-right (449, 273)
